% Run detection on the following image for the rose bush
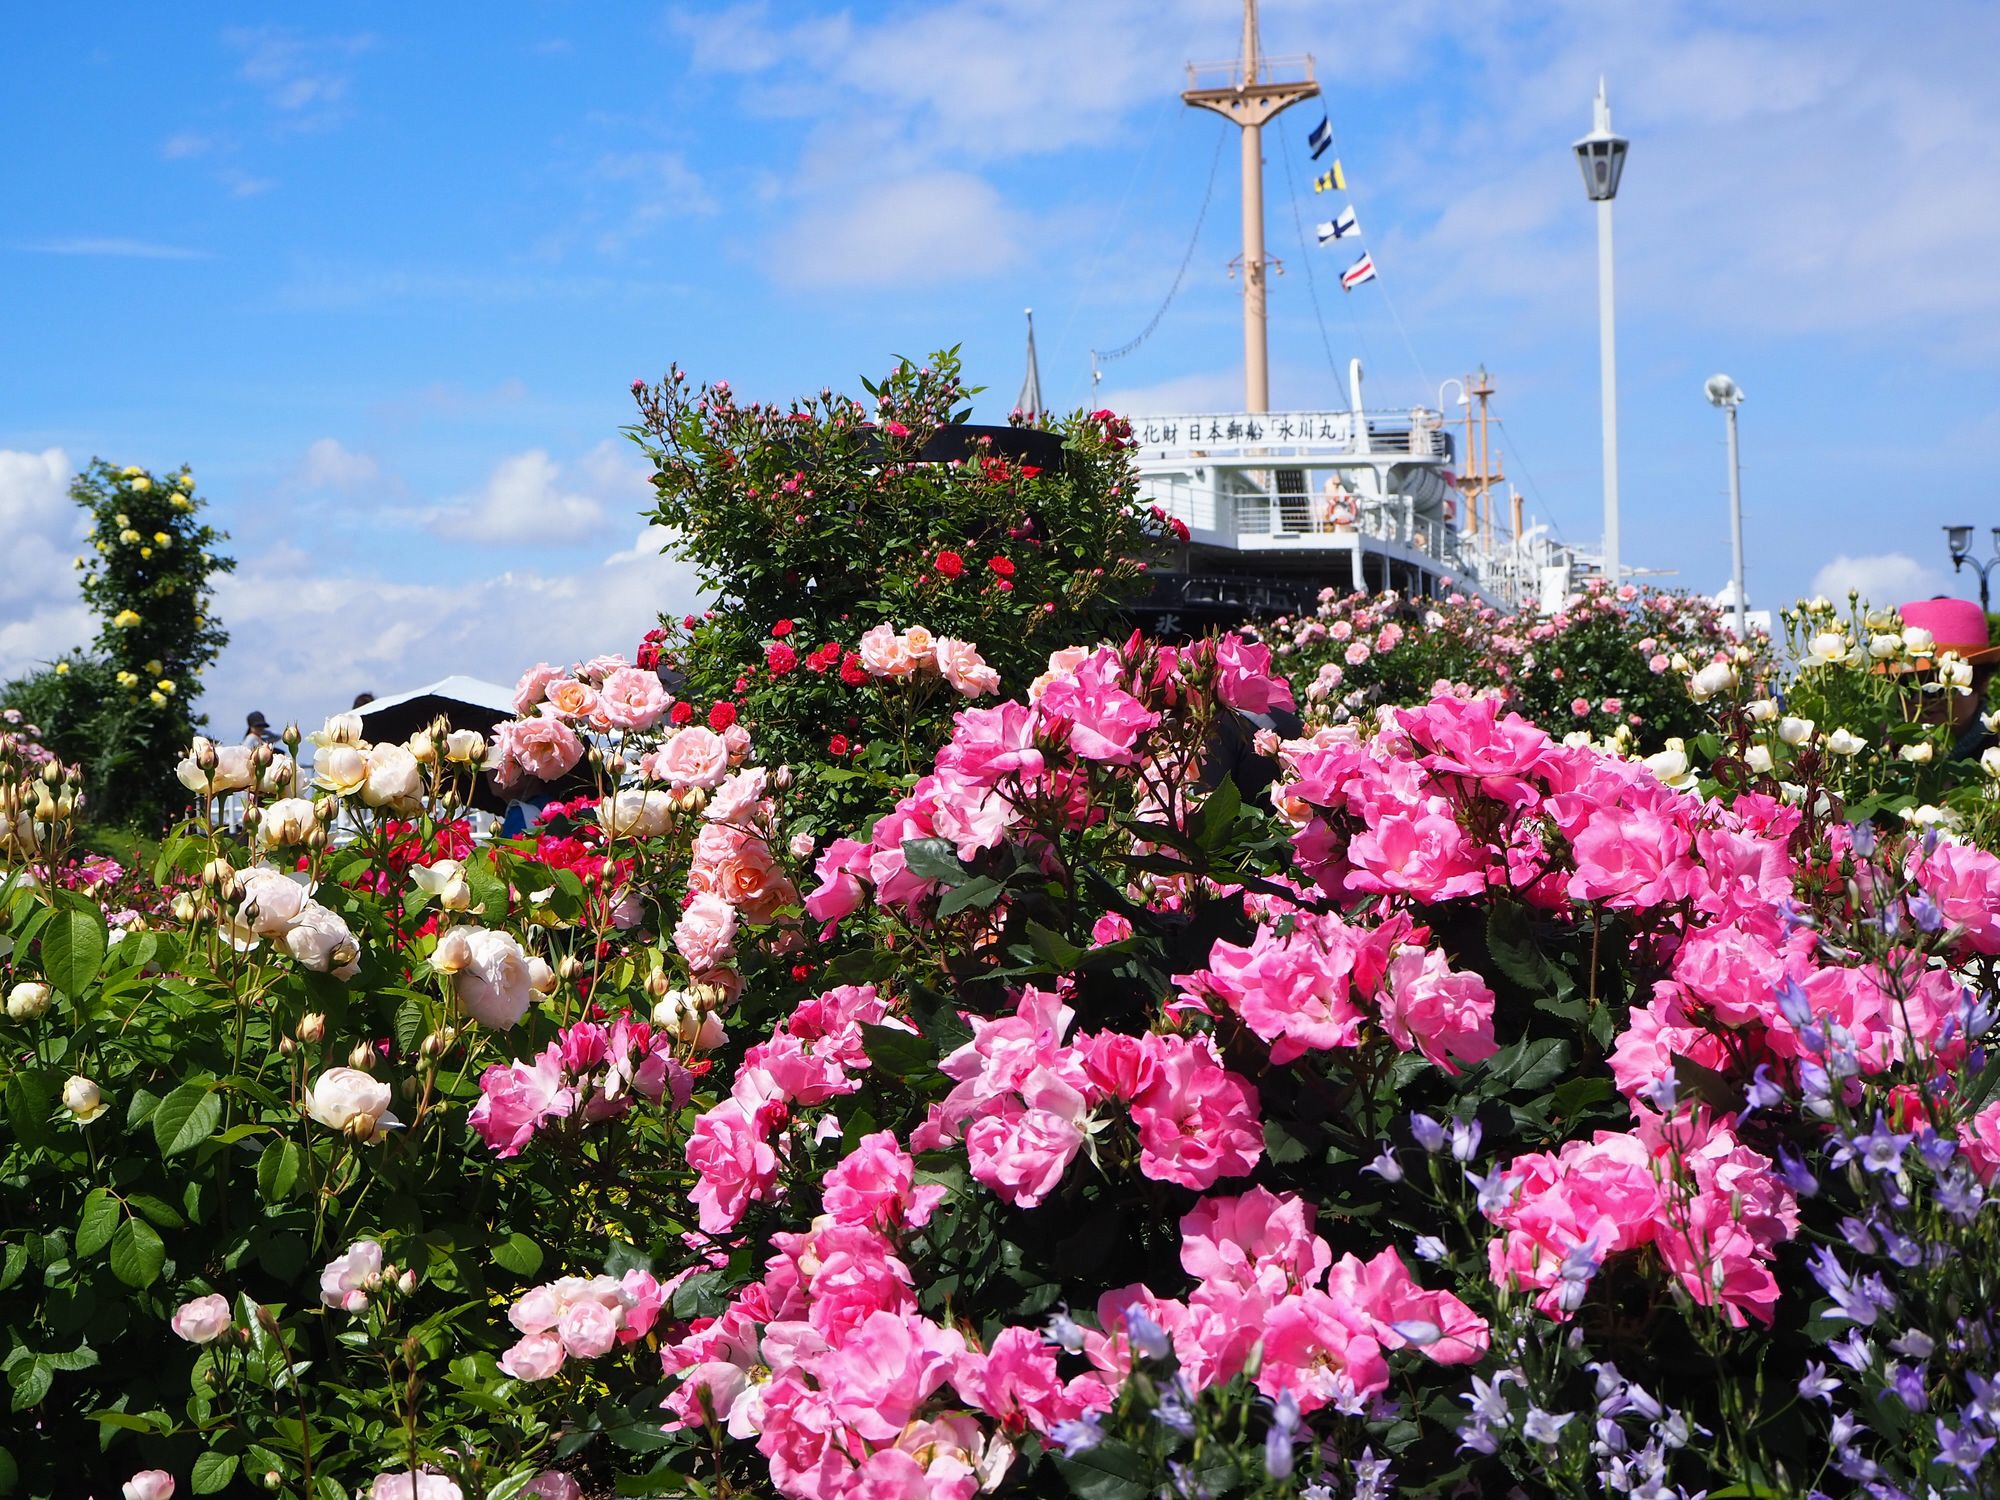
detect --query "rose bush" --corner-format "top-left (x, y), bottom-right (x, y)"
top-left (9, 359), bottom-right (2000, 1499)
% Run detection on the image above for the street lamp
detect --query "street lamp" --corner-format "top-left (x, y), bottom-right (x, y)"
top-left (1944, 525), bottom-right (2000, 612)
top-left (1705, 375), bottom-right (1746, 638)
top-left (1574, 78), bottom-right (1629, 586)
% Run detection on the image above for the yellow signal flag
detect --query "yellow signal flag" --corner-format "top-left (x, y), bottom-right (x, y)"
top-left (1313, 161), bottom-right (1346, 193)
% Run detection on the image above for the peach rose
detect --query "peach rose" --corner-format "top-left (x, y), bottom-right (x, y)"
top-left (858, 623), bottom-right (913, 677)
top-left (598, 667), bottom-right (669, 731)
top-left (362, 743), bottom-right (424, 812)
top-left (514, 662), bottom-right (564, 715)
top-left (545, 678), bottom-right (600, 720)
top-left (935, 637), bottom-right (1000, 697)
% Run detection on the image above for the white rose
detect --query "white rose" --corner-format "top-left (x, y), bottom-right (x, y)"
top-left (1777, 716), bottom-right (1814, 746)
top-left (313, 743), bottom-right (368, 796)
top-left (1744, 745), bottom-right (1774, 774)
top-left (362, 743), bottom-right (423, 812)
top-left (1902, 626), bottom-right (1935, 654)
top-left (234, 868), bottom-right (309, 941)
top-left (259, 797), bottom-right (319, 847)
top-left (305, 1067), bottom-right (399, 1141)
top-left (6, 981), bottom-right (51, 1020)
top-left (1804, 631), bottom-right (1847, 666)
top-left (444, 728), bottom-right (486, 765)
top-left (285, 902), bottom-right (361, 978)
top-left (601, 789), bottom-right (675, 838)
top-left (1868, 633), bottom-right (1904, 660)
top-left (1688, 661), bottom-right (1737, 702)
top-left (1825, 728), bottom-right (1867, 757)
top-left (410, 859), bottom-right (471, 910)
top-left (1943, 656), bottom-right (1975, 689)
top-left (1980, 746), bottom-right (2000, 779)
top-left (63, 1074), bottom-right (108, 1122)
top-left (1643, 745), bottom-right (1693, 789)
top-left (450, 928), bottom-right (536, 1028)
top-left (1744, 698), bottom-right (1779, 722)
top-left (1900, 741), bottom-right (1935, 765)
top-left (310, 712), bottom-right (365, 748)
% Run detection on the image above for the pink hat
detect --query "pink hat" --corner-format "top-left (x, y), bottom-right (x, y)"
top-left (1897, 597), bottom-right (2000, 664)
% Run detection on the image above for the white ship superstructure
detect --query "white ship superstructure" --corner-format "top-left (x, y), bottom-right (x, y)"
top-left (1098, 0), bottom-right (1599, 628)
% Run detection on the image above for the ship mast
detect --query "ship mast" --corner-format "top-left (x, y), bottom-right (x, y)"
top-left (1182, 0), bottom-right (1318, 414)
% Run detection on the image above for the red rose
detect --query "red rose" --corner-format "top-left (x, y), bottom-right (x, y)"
top-left (790, 964), bottom-right (812, 983)
top-left (839, 652), bottom-right (868, 686)
top-left (708, 701), bottom-right (738, 731)
top-left (987, 555), bottom-right (1015, 577)
top-left (670, 701), bottom-right (694, 726)
top-left (936, 550), bottom-right (965, 579)
top-left (772, 619), bottom-right (794, 638)
top-left (765, 643), bottom-right (798, 674)
top-left (682, 614), bottom-right (699, 630)
top-left (828, 733), bottom-right (850, 756)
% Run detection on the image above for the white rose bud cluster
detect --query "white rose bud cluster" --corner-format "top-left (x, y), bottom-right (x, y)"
top-left (650, 985), bottom-right (726, 1050)
top-left (1687, 660), bottom-right (1737, 702)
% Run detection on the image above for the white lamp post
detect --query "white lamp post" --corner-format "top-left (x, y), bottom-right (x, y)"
top-left (1705, 374), bottom-right (1747, 638)
top-left (1574, 79), bottom-right (1629, 587)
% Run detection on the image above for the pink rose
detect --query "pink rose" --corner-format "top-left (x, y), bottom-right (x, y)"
top-left (804, 838), bottom-right (871, 925)
top-left (170, 1292), bottom-right (232, 1344)
top-left (320, 1239), bottom-right (384, 1313)
top-left (859, 622), bottom-right (914, 677)
top-left (674, 892), bottom-right (739, 971)
top-left (123, 1475), bottom-right (176, 1500)
top-left (499, 1331), bottom-right (567, 1381)
top-left (935, 637), bottom-right (1000, 697)
top-left (513, 662), bottom-right (564, 715)
top-left (468, 1046), bottom-right (574, 1157)
top-left (524, 1476), bottom-right (584, 1500)
top-left (598, 666), bottom-right (669, 731)
top-left (823, 1130), bottom-right (947, 1230)
top-left (659, 727), bottom-right (730, 790)
top-left (492, 714), bottom-right (584, 790)
top-left (1214, 634), bottom-right (1296, 714)
top-left (557, 1297), bottom-right (621, 1359)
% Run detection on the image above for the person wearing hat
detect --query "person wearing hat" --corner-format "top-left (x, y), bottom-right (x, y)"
top-left (243, 711), bottom-right (281, 751)
top-left (1897, 597), bottom-right (2000, 760)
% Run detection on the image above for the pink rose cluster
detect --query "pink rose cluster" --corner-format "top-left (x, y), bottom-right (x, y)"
top-left (908, 985), bottom-right (1263, 1207)
top-left (687, 767), bottom-right (800, 926)
top-left (498, 1268), bottom-right (667, 1381)
top-left (854, 623), bottom-right (1000, 697)
top-left (1484, 1111), bottom-right (1799, 1328)
top-left (1082, 1186), bottom-right (1486, 1413)
top-left (490, 653), bottom-right (681, 794)
top-left (684, 984), bottom-right (909, 1232)
top-left (642, 722), bottom-right (755, 793)
top-left (469, 1015), bottom-right (693, 1158)
top-left (1180, 896), bottom-right (1497, 1075)
top-left (805, 635), bottom-right (1282, 929)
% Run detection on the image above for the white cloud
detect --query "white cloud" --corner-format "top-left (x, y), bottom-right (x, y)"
top-left (18, 237), bottom-right (209, 261)
top-left (1809, 553), bottom-right (1953, 609)
top-left (197, 529), bottom-right (704, 729)
top-left (295, 437), bottom-right (381, 492)
top-left (1096, 367), bottom-right (1244, 416)
top-left (0, 448), bottom-right (90, 685)
top-left (225, 26), bottom-right (376, 122)
top-left (160, 131), bottom-right (215, 160)
top-left (426, 448), bottom-right (620, 544)
top-left (771, 171), bottom-right (1022, 288)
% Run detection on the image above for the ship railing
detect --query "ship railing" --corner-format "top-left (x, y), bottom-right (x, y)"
top-left (1184, 54), bottom-right (1316, 93)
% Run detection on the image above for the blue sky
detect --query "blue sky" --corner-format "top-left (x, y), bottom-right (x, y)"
top-left (4, 1), bottom-right (1998, 729)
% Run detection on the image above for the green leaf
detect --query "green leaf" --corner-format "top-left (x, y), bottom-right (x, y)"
top-left (934, 875), bottom-right (1003, 918)
top-left (151, 1080), bottom-right (222, 1158)
top-left (257, 1140), bottom-right (304, 1203)
top-left (41, 905), bottom-right (107, 997)
top-left (6, 1358), bottom-right (50, 1412)
top-left (0, 1441), bottom-right (18, 1495)
top-left (393, 996), bottom-right (426, 1057)
top-left (899, 837), bottom-right (967, 887)
top-left (190, 1451), bottom-right (239, 1494)
top-left (109, 1218), bottom-right (165, 1288)
top-left (1481, 1037), bottom-right (1571, 1098)
top-left (490, 1232), bottom-right (544, 1279)
top-left (75, 1189), bottom-right (120, 1257)
top-left (1053, 1438), bottom-right (1152, 1500)
top-left (858, 1022), bottom-right (937, 1079)
top-left (1192, 775), bottom-right (1241, 849)
top-left (126, 1193), bottom-right (186, 1229)
top-left (1023, 921), bottom-right (1086, 972)
top-left (1484, 902), bottom-right (1558, 994)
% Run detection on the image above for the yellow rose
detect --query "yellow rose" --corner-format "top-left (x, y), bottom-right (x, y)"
top-left (140, 547), bottom-right (154, 559)
top-left (112, 610), bottom-right (140, 628)
top-left (130, 476), bottom-right (152, 493)
top-left (119, 466), bottom-right (141, 479)
top-left (171, 494), bottom-right (193, 512)
top-left (156, 679), bottom-right (176, 694)
top-left (54, 662), bottom-right (69, 676)
top-left (148, 692), bottom-right (166, 707)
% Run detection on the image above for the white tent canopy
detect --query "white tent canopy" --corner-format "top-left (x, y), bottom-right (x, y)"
top-left (355, 674), bottom-right (517, 719)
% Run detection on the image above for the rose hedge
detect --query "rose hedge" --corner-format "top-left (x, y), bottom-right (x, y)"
top-left (7, 617), bottom-right (2000, 1498)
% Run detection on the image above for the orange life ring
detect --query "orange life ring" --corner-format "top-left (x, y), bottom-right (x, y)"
top-left (1329, 495), bottom-right (1358, 528)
